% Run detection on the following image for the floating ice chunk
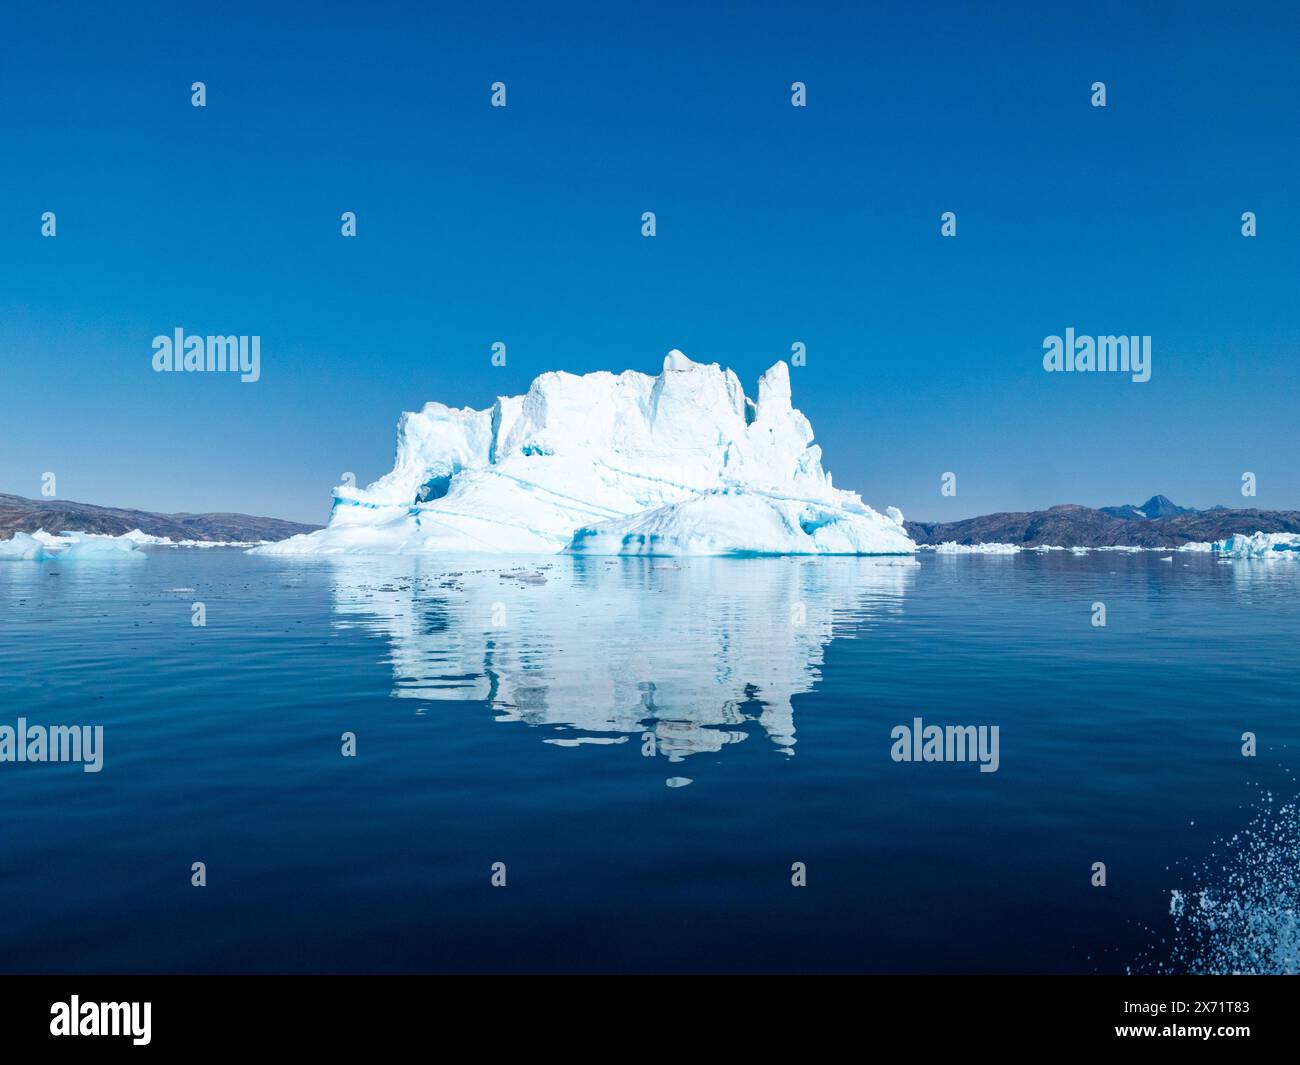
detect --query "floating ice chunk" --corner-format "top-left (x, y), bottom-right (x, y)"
top-left (0, 531), bottom-right (50, 560)
top-left (109, 528), bottom-right (174, 545)
top-left (1212, 532), bottom-right (1300, 558)
top-left (0, 529), bottom-right (144, 560)
top-left (51, 533), bottom-right (145, 559)
top-left (0, 527), bottom-right (262, 557)
top-left (927, 542), bottom-right (1022, 554)
top-left (257, 351), bottom-right (914, 557)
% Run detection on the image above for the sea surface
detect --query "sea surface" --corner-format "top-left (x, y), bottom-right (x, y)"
top-left (1, 548), bottom-right (1297, 974)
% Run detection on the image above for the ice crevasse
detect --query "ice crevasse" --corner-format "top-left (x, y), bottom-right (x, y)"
top-left (257, 351), bottom-right (915, 557)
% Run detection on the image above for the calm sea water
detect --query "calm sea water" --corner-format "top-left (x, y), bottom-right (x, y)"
top-left (1, 549), bottom-right (1297, 974)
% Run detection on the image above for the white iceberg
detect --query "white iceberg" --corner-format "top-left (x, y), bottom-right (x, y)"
top-left (0, 529), bottom-right (145, 560)
top-left (256, 351), bottom-right (914, 557)
top-left (1211, 532), bottom-right (1300, 558)
top-left (0, 531), bottom-right (50, 560)
top-left (110, 530), bottom-right (265, 548)
top-left (926, 541), bottom-right (1022, 554)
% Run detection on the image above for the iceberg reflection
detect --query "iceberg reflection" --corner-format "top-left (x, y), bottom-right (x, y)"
top-left (327, 555), bottom-right (915, 760)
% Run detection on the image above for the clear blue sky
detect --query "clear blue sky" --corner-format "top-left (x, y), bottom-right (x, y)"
top-left (2, 0), bottom-right (1297, 524)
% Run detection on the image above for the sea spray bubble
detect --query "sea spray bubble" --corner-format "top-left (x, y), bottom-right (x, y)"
top-left (1137, 785), bottom-right (1300, 974)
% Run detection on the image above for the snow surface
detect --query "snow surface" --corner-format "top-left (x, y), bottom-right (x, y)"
top-left (256, 351), bottom-right (914, 557)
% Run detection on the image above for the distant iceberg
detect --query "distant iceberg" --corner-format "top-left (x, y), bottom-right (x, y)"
top-left (926, 542), bottom-right (1022, 555)
top-left (0, 530), bottom-right (145, 560)
top-left (0, 532), bottom-right (49, 560)
top-left (256, 351), bottom-right (914, 557)
top-left (1210, 532), bottom-right (1300, 558)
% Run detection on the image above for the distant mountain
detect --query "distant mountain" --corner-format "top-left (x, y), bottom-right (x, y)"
top-left (906, 503), bottom-right (1300, 549)
top-left (0, 493), bottom-right (320, 542)
top-left (1100, 494), bottom-right (1198, 521)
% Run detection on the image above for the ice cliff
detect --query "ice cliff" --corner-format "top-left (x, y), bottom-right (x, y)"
top-left (257, 351), bottom-right (914, 557)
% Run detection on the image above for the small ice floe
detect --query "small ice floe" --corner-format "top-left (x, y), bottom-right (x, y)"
top-left (665, 776), bottom-right (693, 788)
top-left (503, 569), bottom-right (548, 585)
top-left (542, 736), bottom-right (627, 747)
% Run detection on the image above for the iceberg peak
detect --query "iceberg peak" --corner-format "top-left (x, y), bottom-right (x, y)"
top-left (757, 360), bottom-right (792, 412)
top-left (256, 351), bottom-right (914, 557)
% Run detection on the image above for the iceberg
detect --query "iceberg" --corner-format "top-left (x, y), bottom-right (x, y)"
top-left (926, 542), bottom-right (1022, 555)
top-left (106, 530), bottom-right (265, 548)
top-left (0, 529), bottom-right (145, 560)
top-left (1211, 532), bottom-right (1300, 558)
top-left (0, 532), bottom-right (50, 560)
top-left (257, 351), bottom-right (914, 557)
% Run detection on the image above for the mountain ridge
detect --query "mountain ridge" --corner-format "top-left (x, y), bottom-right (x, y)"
top-left (0, 493), bottom-right (320, 542)
top-left (906, 497), bottom-right (1300, 548)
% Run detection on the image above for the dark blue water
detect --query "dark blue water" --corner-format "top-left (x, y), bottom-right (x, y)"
top-left (1, 549), bottom-right (1297, 973)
